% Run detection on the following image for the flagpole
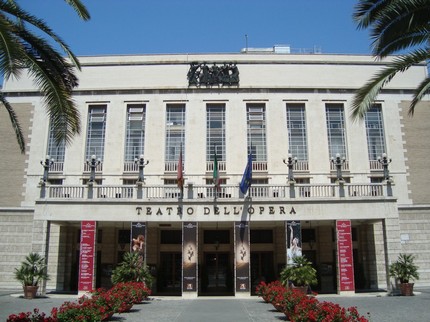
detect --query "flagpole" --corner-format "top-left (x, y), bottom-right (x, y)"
top-left (213, 144), bottom-right (219, 200)
top-left (177, 142), bottom-right (184, 199)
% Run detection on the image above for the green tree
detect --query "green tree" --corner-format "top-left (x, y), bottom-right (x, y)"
top-left (351, 0), bottom-right (430, 119)
top-left (0, 0), bottom-right (90, 153)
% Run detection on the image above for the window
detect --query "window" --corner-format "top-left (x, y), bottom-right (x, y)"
top-left (164, 179), bottom-right (177, 185)
top-left (204, 230), bottom-right (230, 244)
top-left (206, 104), bottom-right (225, 161)
top-left (125, 104), bottom-right (146, 162)
top-left (326, 104), bottom-right (347, 159)
top-left (118, 229), bottom-right (131, 244)
top-left (365, 104), bottom-right (386, 161)
top-left (165, 104), bottom-right (185, 162)
top-left (46, 121), bottom-right (65, 164)
top-left (286, 103), bottom-right (308, 160)
top-left (247, 103), bottom-right (266, 161)
top-left (85, 105), bottom-right (107, 161)
top-left (250, 230), bottom-right (273, 243)
top-left (160, 230), bottom-right (182, 244)
top-left (47, 179), bottom-right (63, 185)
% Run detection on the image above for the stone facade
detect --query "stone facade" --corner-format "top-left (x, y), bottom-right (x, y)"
top-left (0, 52), bottom-right (429, 294)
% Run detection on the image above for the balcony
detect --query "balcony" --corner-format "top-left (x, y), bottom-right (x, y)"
top-left (43, 183), bottom-right (391, 201)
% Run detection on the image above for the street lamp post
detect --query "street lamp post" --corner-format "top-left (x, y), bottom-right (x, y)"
top-left (86, 155), bottom-right (100, 199)
top-left (40, 155), bottom-right (54, 183)
top-left (378, 153), bottom-right (392, 181)
top-left (283, 154), bottom-right (298, 182)
top-left (40, 155), bottom-right (54, 198)
top-left (283, 154), bottom-right (298, 198)
top-left (135, 154), bottom-right (149, 183)
top-left (331, 153), bottom-right (345, 182)
top-left (86, 155), bottom-right (101, 183)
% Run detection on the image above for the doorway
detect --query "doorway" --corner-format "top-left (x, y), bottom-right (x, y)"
top-left (250, 252), bottom-right (275, 294)
top-left (157, 252), bottom-right (181, 295)
top-left (201, 252), bottom-right (233, 295)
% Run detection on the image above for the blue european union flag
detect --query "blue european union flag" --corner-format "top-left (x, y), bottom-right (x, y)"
top-left (240, 154), bottom-right (252, 194)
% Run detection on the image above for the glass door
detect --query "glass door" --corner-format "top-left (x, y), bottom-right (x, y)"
top-left (158, 252), bottom-right (181, 295)
top-left (202, 252), bottom-right (233, 295)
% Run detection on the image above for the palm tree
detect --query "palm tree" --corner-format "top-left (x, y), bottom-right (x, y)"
top-left (0, 0), bottom-right (90, 153)
top-left (351, 0), bottom-right (430, 119)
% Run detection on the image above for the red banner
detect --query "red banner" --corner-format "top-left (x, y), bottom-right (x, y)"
top-left (336, 220), bottom-right (355, 292)
top-left (78, 221), bottom-right (96, 292)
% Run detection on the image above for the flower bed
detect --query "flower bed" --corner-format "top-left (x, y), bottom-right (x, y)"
top-left (255, 281), bottom-right (370, 322)
top-left (7, 281), bottom-right (152, 322)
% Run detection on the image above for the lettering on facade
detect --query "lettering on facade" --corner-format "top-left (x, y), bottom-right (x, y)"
top-left (187, 62), bottom-right (239, 87)
top-left (137, 205), bottom-right (295, 217)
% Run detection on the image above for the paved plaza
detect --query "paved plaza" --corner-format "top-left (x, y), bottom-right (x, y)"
top-left (1, 289), bottom-right (430, 321)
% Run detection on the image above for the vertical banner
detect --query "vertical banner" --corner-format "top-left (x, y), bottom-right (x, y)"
top-left (78, 221), bottom-right (96, 292)
top-left (336, 220), bottom-right (355, 292)
top-left (131, 222), bottom-right (146, 262)
top-left (286, 221), bottom-right (302, 264)
top-left (235, 221), bottom-right (250, 293)
top-left (183, 222), bottom-right (197, 292)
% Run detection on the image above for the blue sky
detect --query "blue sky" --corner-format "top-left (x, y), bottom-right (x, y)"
top-left (20, 0), bottom-right (372, 56)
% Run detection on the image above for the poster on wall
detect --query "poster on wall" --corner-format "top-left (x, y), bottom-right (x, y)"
top-left (336, 220), bottom-right (355, 292)
top-left (78, 221), bottom-right (96, 292)
top-left (286, 221), bottom-right (302, 264)
top-left (235, 221), bottom-right (250, 293)
top-left (183, 222), bottom-right (197, 292)
top-left (131, 222), bottom-right (146, 261)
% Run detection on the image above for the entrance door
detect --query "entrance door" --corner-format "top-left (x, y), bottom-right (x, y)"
top-left (158, 252), bottom-right (181, 295)
top-left (250, 252), bottom-right (275, 294)
top-left (202, 252), bottom-right (233, 295)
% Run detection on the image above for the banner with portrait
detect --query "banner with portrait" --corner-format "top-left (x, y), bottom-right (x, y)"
top-left (286, 221), bottom-right (302, 265)
top-left (131, 222), bottom-right (146, 261)
top-left (235, 221), bottom-right (250, 293)
top-left (183, 222), bottom-right (197, 292)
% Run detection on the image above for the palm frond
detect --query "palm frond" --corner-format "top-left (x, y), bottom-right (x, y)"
top-left (410, 75), bottom-right (430, 115)
top-left (353, 0), bottom-right (390, 29)
top-left (0, 0), bottom-right (82, 69)
top-left (22, 47), bottom-right (80, 145)
top-left (351, 49), bottom-right (430, 119)
top-left (377, 29), bottom-right (430, 57)
top-left (371, 1), bottom-right (430, 56)
top-left (15, 24), bottom-right (78, 90)
top-left (0, 13), bottom-right (26, 79)
top-left (0, 92), bottom-right (25, 153)
top-left (64, 0), bottom-right (91, 21)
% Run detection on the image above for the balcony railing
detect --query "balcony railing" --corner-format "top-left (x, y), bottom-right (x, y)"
top-left (50, 162), bottom-right (64, 173)
top-left (206, 161), bottom-right (227, 172)
top-left (44, 182), bottom-right (391, 201)
top-left (330, 160), bottom-right (350, 171)
top-left (369, 160), bottom-right (383, 171)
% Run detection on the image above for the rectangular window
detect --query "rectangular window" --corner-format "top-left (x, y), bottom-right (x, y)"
top-left (206, 104), bottom-right (226, 161)
top-left (247, 103), bottom-right (266, 161)
top-left (85, 105), bottom-right (107, 161)
top-left (47, 121), bottom-right (66, 164)
top-left (365, 104), bottom-right (386, 161)
top-left (326, 104), bottom-right (347, 159)
top-left (165, 104), bottom-right (185, 162)
top-left (160, 230), bottom-right (182, 244)
top-left (125, 104), bottom-right (146, 162)
top-left (286, 103), bottom-right (308, 160)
